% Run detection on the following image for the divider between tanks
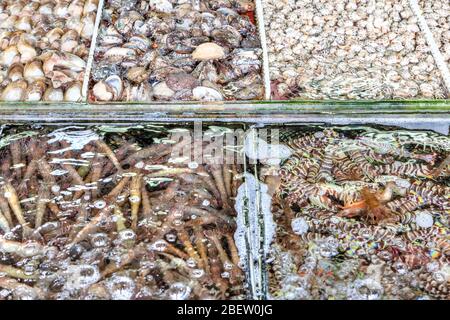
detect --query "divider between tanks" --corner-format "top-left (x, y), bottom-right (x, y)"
top-left (408, 0), bottom-right (450, 92)
top-left (254, 0), bottom-right (272, 100)
top-left (82, 0), bottom-right (106, 100)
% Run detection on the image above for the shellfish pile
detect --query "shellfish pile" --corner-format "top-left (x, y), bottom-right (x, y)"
top-left (262, 126), bottom-right (450, 299)
top-left (0, 125), bottom-right (246, 300)
top-left (419, 0), bottom-right (450, 69)
top-left (90, 0), bottom-right (264, 102)
top-left (0, 0), bottom-right (99, 102)
top-left (264, 0), bottom-right (449, 100)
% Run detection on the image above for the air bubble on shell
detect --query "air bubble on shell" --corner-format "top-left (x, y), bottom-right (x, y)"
top-left (94, 200), bottom-right (106, 209)
top-left (63, 265), bottom-right (100, 291)
top-left (166, 282), bottom-right (191, 300)
top-left (192, 269), bottom-right (204, 278)
top-left (106, 275), bottom-right (136, 300)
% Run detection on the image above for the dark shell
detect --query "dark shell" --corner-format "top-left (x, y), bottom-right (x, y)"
top-left (166, 72), bottom-right (199, 91)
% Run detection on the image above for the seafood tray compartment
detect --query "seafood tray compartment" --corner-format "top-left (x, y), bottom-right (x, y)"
top-left (89, 0), bottom-right (266, 102)
top-left (0, 0), bottom-right (100, 102)
top-left (255, 125), bottom-right (450, 299)
top-left (0, 123), bottom-right (252, 300)
top-left (264, 0), bottom-right (450, 100)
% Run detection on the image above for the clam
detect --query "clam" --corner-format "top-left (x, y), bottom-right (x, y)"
top-left (7, 63), bottom-right (23, 82)
top-left (68, 0), bottom-right (84, 18)
top-left (152, 81), bottom-right (175, 100)
top-left (39, 3), bottom-right (54, 15)
top-left (48, 70), bottom-right (74, 89)
top-left (104, 47), bottom-right (137, 63)
top-left (192, 86), bottom-right (223, 101)
top-left (43, 87), bottom-right (64, 101)
top-left (24, 60), bottom-right (45, 82)
top-left (149, 0), bottom-right (173, 13)
top-left (64, 82), bottom-right (83, 102)
top-left (17, 39), bottom-right (37, 64)
top-left (45, 28), bottom-right (64, 44)
top-left (0, 45), bottom-right (19, 66)
top-left (81, 12), bottom-right (96, 40)
top-left (126, 67), bottom-right (149, 84)
top-left (192, 43), bottom-right (226, 61)
top-left (24, 80), bottom-right (46, 101)
top-left (61, 30), bottom-right (80, 53)
top-left (93, 81), bottom-right (113, 101)
top-left (0, 15), bottom-right (17, 29)
top-left (1, 80), bottom-right (27, 101)
top-left (93, 75), bottom-right (123, 101)
top-left (14, 16), bottom-right (32, 32)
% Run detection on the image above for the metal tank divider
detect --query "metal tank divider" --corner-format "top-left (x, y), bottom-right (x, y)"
top-left (82, 0), bottom-right (106, 100)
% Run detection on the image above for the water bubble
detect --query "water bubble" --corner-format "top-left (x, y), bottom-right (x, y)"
top-left (150, 240), bottom-right (167, 252)
top-left (223, 261), bottom-right (233, 271)
top-left (221, 271), bottom-right (230, 279)
top-left (107, 275), bottom-right (136, 300)
top-left (186, 258), bottom-right (197, 268)
top-left (90, 233), bottom-right (110, 248)
top-left (348, 279), bottom-right (383, 300)
top-left (23, 262), bottom-right (36, 276)
top-left (64, 265), bottom-right (100, 291)
top-left (167, 282), bottom-right (191, 300)
top-left (94, 200), bottom-right (106, 209)
top-left (118, 229), bottom-right (136, 243)
top-left (165, 233), bottom-right (177, 243)
top-left (192, 269), bottom-right (204, 278)
top-left (202, 200), bottom-right (210, 207)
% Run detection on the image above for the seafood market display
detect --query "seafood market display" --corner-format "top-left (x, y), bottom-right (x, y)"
top-left (0, 0), bottom-right (99, 102)
top-left (264, 0), bottom-right (449, 100)
top-left (0, 125), bottom-right (246, 300)
top-left (261, 126), bottom-right (450, 299)
top-left (89, 0), bottom-right (264, 102)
